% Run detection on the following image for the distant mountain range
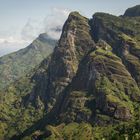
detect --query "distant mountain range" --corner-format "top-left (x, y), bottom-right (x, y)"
top-left (0, 33), bottom-right (56, 90)
top-left (0, 5), bottom-right (140, 140)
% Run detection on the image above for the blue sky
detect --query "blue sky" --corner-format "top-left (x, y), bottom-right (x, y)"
top-left (0, 0), bottom-right (140, 56)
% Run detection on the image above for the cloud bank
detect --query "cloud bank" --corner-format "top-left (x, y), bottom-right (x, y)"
top-left (0, 8), bottom-right (71, 57)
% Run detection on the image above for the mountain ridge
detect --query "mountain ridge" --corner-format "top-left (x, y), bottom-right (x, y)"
top-left (124, 5), bottom-right (140, 17)
top-left (0, 33), bottom-right (56, 90)
top-left (0, 5), bottom-right (140, 140)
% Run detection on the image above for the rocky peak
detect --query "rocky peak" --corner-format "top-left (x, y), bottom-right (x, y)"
top-left (57, 41), bottom-right (140, 123)
top-left (28, 11), bottom-right (95, 111)
top-left (47, 12), bottom-right (95, 106)
top-left (38, 33), bottom-right (56, 44)
top-left (27, 10), bottom-right (140, 121)
top-left (90, 12), bottom-right (140, 88)
top-left (68, 11), bottom-right (83, 19)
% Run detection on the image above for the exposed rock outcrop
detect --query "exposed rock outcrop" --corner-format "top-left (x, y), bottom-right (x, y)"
top-left (57, 41), bottom-right (140, 123)
top-left (27, 10), bottom-right (140, 124)
top-left (27, 12), bottom-right (95, 112)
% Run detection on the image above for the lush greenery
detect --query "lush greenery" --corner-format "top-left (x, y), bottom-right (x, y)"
top-left (0, 74), bottom-right (45, 139)
top-left (19, 121), bottom-right (140, 140)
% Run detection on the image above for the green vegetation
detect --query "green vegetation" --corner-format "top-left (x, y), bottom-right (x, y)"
top-left (93, 12), bottom-right (140, 37)
top-left (18, 121), bottom-right (140, 140)
top-left (92, 10), bottom-right (140, 87)
top-left (23, 123), bottom-right (94, 140)
top-left (89, 47), bottom-right (140, 121)
top-left (0, 76), bottom-right (45, 139)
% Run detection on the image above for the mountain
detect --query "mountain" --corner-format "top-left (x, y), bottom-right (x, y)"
top-left (0, 33), bottom-right (56, 90)
top-left (124, 5), bottom-right (140, 17)
top-left (0, 5), bottom-right (140, 140)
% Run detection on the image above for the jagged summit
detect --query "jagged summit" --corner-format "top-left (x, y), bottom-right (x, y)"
top-left (38, 33), bottom-right (54, 41)
top-left (67, 11), bottom-right (88, 21)
top-left (26, 9), bottom-right (95, 112)
top-left (69, 11), bottom-right (81, 16)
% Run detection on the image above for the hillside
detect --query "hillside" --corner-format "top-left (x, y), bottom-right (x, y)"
top-left (0, 5), bottom-right (140, 140)
top-left (124, 5), bottom-right (140, 17)
top-left (0, 33), bottom-right (56, 90)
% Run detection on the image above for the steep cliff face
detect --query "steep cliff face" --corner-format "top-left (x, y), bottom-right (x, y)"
top-left (57, 40), bottom-right (140, 124)
top-left (90, 12), bottom-right (140, 87)
top-left (28, 12), bottom-right (95, 111)
top-left (26, 10), bottom-right (140, 127)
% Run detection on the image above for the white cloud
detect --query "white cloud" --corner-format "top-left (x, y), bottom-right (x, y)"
top-left (43, 8), bottom-right (71, 39)
top-left (0, 40), bottom-right (29, 57)
top-left (0, 34), bottom-right (30, 57)
top-left (21, 18), bottom-right (43, 41)
top-left (21, 8), bottom-right (71, 41)
top-left (0, 8), bottom-right (71, 57)
top-left (0, 36), bottom-right (26, 44)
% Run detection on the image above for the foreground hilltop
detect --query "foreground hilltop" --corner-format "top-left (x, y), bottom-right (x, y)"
top-left (0, 5), bottom-right (140, 140)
